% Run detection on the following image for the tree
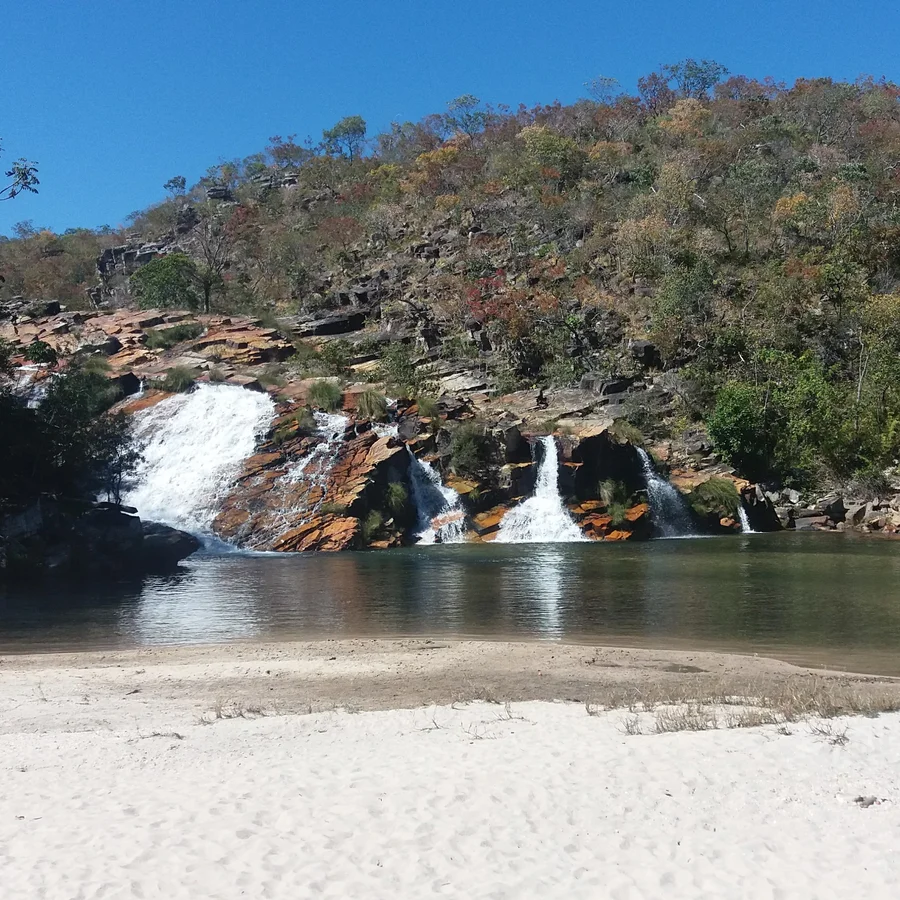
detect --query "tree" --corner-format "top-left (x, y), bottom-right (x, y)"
top-left (584, 76), bottom-right (622, 105)
top-left (0, 138), bottom-right (39, 202)
top-left (661, 59), bottom-right (729, 99)
top-left (25, 340), bottom-right (58, 367)
top-left (130, 253), bottom-right (200, 309)
top-left (194, 207), bottom-right (233, 312)
top-left (163, 175), bottom-right (187, 199)
top-left (444, 95), bottom-right (489, 137)
top-left (322, 115), bottom-right (367, 160)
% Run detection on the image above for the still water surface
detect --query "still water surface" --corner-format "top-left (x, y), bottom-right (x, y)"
top-left (2, 533), bottom-right (900, 674)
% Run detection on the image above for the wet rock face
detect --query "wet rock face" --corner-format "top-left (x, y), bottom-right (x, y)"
top-left (214, 416), bottom-right (411, 553)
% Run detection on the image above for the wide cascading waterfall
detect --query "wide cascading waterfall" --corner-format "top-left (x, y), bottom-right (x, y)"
top-left (737, 503), bottom-right (755, 534)
top-left (122, 384), bottom-right (274, 535)
top-left (636, 448), bottom-right (694, 538)
top-left (406, 448), bottom-right (467, 544)
top-left (495, 436), bottom-right (587, 543)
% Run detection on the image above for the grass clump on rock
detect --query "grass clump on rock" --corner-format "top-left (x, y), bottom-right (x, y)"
top-left (307, 379), bottom-right (343, 411)
top-left (449, 422), bottom-right (489, 476)
top-left (156, 366), bottom-right (196, 393)
top-left (386, 482), bottom-right (408, 513)
top-left (356, 389), bottom-right (388, 421)
top-left (144, 322), bottom-right (204, 351)
top-left (690, 477), bottom-right (740, 518)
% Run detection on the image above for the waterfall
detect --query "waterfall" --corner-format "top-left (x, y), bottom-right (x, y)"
top-left (406, 448), bottom-right (467, 544)
top-left (287, 411), bottom-right (348, 495)
top-left (737, 503), bottom-right (755, 534)
top-left (495, 436), bottom-right (587, 544)
top-left (636, 448), bottom-right (694, 538)
top-left (122, 384), bottom-right (274, 535)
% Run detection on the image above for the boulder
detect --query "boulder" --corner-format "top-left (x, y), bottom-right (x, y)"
top-left (141, 522), bottom-right (201, 567)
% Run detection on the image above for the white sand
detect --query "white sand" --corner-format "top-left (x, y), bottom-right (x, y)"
top-left (2, 683), bottom-right (899, 899)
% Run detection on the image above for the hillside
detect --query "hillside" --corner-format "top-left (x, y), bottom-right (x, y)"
top-left (4, 63), bottom-right (900, 551)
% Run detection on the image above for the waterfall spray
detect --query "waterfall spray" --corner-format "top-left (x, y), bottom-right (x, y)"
top-left (122, 384), bottom-right (274, 535)
top-left (737, 503), bottom-right (755, 534)
top-left (636, 448), bottom-right (694, 538)
top-left (495, 436), bottom-right (587, 543)
top-left (406, 448), bottom-right (467, 544)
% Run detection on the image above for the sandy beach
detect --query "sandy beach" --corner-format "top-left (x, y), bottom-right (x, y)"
top-left (2, 640), bottom-right (899, 898)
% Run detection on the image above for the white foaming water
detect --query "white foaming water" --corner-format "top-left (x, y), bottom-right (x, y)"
top-left (288, 411), bottom-right (348, 492)
top-left (372, 422), bottom-right (399, 439)
top-left (637, 448), bottom-right (694, 538)
top-left (122, 384), bottom-right (275, 534)
top-left (495, 436), bottom-right (587, 544)
top-left (738, 504), bottom-right (756, 534)
top-left (407, 448), bottom-right (467, 544)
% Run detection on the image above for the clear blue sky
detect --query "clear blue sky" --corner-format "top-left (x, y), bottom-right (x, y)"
top-left (1, 0), bottom-right (897, 235)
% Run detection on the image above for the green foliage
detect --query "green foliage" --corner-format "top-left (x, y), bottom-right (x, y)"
top-left (307, 379), bottom-right (343, 411)
top-left (599, 479), bottom-right (631, 526)
top-left (377, 343), bottom-right (431, 397)
top-left (208, 366), bottom-right (227, 383)
top-left (320, 501), bottom-right (349, 516)
top-left (416, 396), bottom-right (440, 420)
top-left (385, 482), bottom-right (408, 514)
top-left (361, 509), bottom-right (383, 542)
top-left (0, 338), bottom-right (13, 376)
top-left (449, 422), bottom-right (489, 475)
top-left (707, 383), bottom-right (774, 482)
top-left (295, 406), bottom-right (317, 434)
top-left (157, 366), bottom-right (196, 393)
top-left (131, 253), bottom-right (200, 310)
top-left (0, 368), bottom-right (137, 509)
top-left (690, 478), bottom-right (740, 518)
top-left (356, 389), bottom-right (388, 421)
top-left (144, 322), bottom-right (204, 350)
top-left (319, 339), bottom-right (352, 375)
top-left (25, 340), bottom-right (58, 367)
top-left (609, 418), bottom-right (645, 447)
top-left (323, 115), bottom-right (367, 160)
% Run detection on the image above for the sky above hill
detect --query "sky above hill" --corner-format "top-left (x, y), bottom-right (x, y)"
top-left (1, 0), bottom-right (898, 235)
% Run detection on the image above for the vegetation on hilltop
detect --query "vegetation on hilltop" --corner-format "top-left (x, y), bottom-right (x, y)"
top-left (5, 63), bottom-right (900, 491)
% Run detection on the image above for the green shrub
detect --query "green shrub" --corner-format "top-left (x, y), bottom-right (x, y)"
top-left (609, 418), bottom-right (645, 447)
top-left (208, 366), bottom-right (227, 383)
top-left (307, 379), bottom-right (343, 411)
top-left (377, 343), bottom-right (432, 397)
top-left (449, 422), bottom-right (489, 475)
top-left (690, 477), bottom-right (740, 518)
top-left (320, 501), bottom-right (349, 516)
top-left (144, 322), bottom-right (204, 350)
top-left (319, 339), bottom-right (352, 375)
top-left (707, 383), bottom-right (773, 481)
top-left (157, 366), bottom-right (196, 393)
top-left (25, 340), bottom-right (58, 367)
top-left (361, 509), bottom-right (383, 541)
top-left (599, 479), bottom-right (631, 526)
top-left (386, 482), bottom-right (408, 513)
top-left (256, 366), bottom-right (286, 388)
top-left (79, 354), bottom-right (112, 374)
top-left (131, 252), bottom-right (200, 310)
top-left (295, 406), bottom-right (317, 435)
top-left (416, 396), bottom-right (440, 420)
top-left (357, 389), bottom-right (388, 421)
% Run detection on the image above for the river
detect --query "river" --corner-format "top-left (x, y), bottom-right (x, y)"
top-left (2, 532), bottom-right (900, 674)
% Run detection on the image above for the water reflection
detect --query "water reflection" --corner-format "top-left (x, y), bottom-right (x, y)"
top-left (2, 533), bottom-right (900, 674)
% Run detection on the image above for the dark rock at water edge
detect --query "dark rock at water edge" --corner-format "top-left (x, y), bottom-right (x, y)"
top-left (0, 500), bottom-right (200, 580)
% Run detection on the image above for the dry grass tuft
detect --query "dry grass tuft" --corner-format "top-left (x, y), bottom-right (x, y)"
top-left (199, 699), bottom-right (282, 725)
top-left (584, 674), bottom-right (900, 736)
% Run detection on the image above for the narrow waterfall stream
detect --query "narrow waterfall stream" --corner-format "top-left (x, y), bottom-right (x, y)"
top-left (495, 436), bottom-right (587, 543)
top-left (288, 412), bottom-right (348, 494)
top-left (406, 449), bottom-right (467, 544)
top-left (738, 504), bottom-right (755, 534)
top-left (636, 448), bottom-right (694, 538)
top-left (122, 384), bottom-right (274, 535)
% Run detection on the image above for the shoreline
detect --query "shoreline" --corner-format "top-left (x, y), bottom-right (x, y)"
top-left (3, 639), bottom-right (898, 724)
